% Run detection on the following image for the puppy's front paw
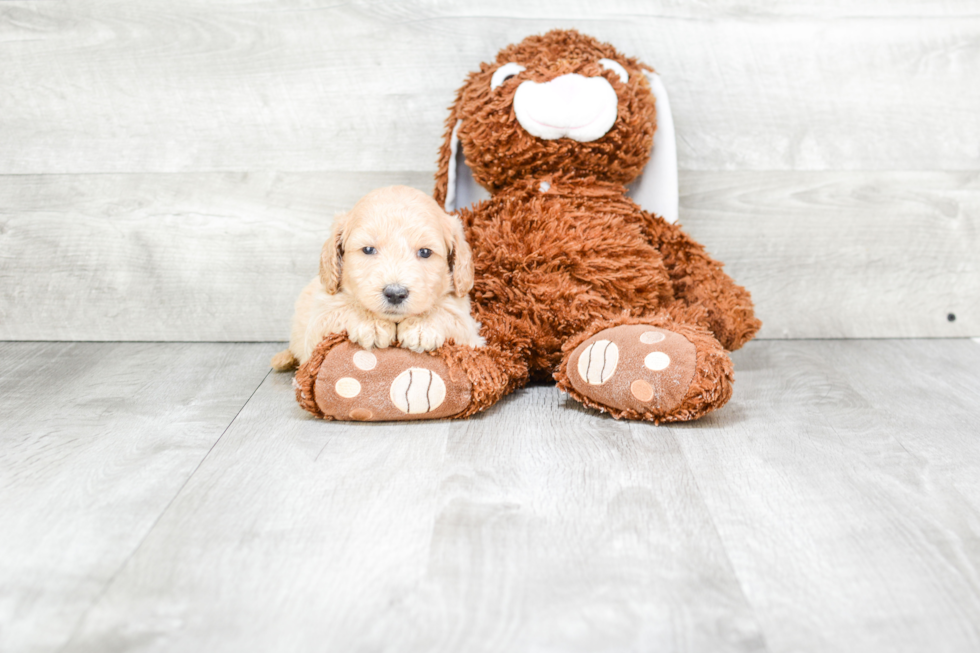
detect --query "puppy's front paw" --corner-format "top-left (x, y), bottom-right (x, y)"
top-left (348, 319), bottom-right (396, 350)
top-left (397, 318), bottom-right (445, 353)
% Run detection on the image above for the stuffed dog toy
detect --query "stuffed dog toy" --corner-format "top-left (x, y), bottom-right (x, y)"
top-left (272, 185), bottom-right (483, 372)
top-left (294, 29), bottom-right (760, 423)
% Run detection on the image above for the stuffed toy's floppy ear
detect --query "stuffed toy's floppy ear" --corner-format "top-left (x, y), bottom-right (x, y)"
top-left (436, 114), bottom-right (492, 213)
top-left (446, 212), bottom-right (475, 297)
top-left (320, 211), bottom-right (349, 295)
top-left (626, 71), bottom-right (679, 224)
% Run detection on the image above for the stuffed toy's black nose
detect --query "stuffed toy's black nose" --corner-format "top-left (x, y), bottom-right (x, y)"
top-left (383, 284), bottom-right (409, 305)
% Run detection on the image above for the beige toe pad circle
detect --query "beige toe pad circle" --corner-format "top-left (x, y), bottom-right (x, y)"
top-left (640, 331), bottom-right (666, 344)
top-left (644, 352), bottom-right (671, 371)
top-left (334, 377), bottom-right (361, 398)
top-left (352, 350), bottom-right (377, 371)
top-left (568, 324), bottom-right (697, 415)
top-left (313, 342), bottom-right (472, 421)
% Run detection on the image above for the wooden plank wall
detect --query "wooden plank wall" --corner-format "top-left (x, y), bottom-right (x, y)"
top-left (0, 0), bottom-right (977, 341)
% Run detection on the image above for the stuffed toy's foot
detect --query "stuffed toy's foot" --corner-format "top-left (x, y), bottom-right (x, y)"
top-left (555, 321), bottom-right (734, 423)
top-left (294, 335), bottom-right (473, 421)
top-left (294, 334), bottom-right (529, 421)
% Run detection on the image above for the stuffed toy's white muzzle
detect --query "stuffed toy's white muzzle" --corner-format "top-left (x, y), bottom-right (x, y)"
top-left (513, 73), bottom-right (618, 142)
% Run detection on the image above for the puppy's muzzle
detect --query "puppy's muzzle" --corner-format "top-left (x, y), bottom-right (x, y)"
top-left (383, 284), bottom-right (409, 306)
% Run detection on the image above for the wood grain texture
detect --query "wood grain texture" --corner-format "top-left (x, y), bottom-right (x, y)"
top-left (823, 339), bottom-right (980, 509)
top-left (680, 170), bottom-right (980, 339)
top-left (1, 170), bottom-right (975, 341)
top-left (59, 370), bottom-right (767, 653)
top-left (0, 1), bottom-right (978, 173)
top-left (2, 1), bottom-right (977, 341)
top-left (676, 339), bottom-right (980, 653)
top-left (0, 171), bottom-right (430, 341)
top-left (3, 340), bottom-right (980, 652)
top-left (0, 342), bottom-right (276, 653)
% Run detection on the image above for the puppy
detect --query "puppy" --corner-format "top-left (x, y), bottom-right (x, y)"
top-left (271, 185), bottom-right (484, 371)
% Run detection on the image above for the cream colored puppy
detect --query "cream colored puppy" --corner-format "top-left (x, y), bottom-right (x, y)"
top-left (271, 186), bottom-right (484, 371)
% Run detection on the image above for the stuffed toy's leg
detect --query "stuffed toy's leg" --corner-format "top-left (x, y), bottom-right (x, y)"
top-left (640, 213), bottom-right (761, 352)
top-left (293, 333), bottom-right (528, 421)
top-left (553, 314), bottom-right (734, 424)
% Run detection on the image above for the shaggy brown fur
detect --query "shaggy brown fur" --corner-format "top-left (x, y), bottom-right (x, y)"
top-left (298, 29), bottom-right (760, 423)
top-left (294, 332), bottom-right (348, 418)
top-left (434, 32), bottom-right (657, 198)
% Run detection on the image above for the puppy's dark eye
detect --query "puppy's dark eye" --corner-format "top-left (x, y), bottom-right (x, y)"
top-left (362, 246), bottom-right (376, 255)
top-left (417, 248), bottom-right (432, 259)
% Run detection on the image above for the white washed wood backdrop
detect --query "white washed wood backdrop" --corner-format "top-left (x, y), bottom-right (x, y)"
top-left (0, 0), bottom-right (976, 341)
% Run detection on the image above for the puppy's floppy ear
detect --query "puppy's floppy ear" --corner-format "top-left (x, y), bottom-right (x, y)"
top-left (320, 211), bottom-right (349, 295)
top-left (445, 213), bottom-right (474, 297)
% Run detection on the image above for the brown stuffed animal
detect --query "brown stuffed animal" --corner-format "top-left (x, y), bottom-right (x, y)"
top-left (295, 29), bottom-right (760, 423)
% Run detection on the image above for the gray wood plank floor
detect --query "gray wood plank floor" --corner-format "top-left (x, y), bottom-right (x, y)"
top-left (2, 340), bottom-right (979, 653)
top-left (0, 342), bottom-right (274, 653)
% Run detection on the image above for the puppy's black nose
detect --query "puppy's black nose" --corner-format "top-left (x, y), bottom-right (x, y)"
top-left (383, 284), bottom-right (409, 305)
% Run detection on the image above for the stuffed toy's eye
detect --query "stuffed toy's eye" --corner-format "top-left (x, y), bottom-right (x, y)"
top-left (598, 58), bottom-right (628, 83)
top-left (362, 246), bottom-right (377, 255)
top-left (491, 62), bottom-right (526, 90)
top-left (417, 248), bottom-right (432, 259)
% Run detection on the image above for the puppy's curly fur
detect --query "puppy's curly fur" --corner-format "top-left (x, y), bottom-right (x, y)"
top-left (271, 186), bottom-right (484, 371)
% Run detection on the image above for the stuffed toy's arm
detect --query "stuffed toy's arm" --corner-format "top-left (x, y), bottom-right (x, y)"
top-left (641, 214), bottom-right (761, 351)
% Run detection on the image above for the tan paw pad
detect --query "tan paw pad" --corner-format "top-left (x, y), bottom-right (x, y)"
top-left (639, 330), bottom-right (666, 344)
top-left (390, 368), bottom-right (447, 415)
top-left (349, 408), bottom-right (373, 421)
top-left (334, 377), bottom-right (361, 398)
top-left (352, 350), bottom-right (377, 370)
top-left (644, 352), bottom-right (671, 371)
top-left (576, 339), bottom-right (619, 385)
top-left (630, 379), bottom-right (654, 402)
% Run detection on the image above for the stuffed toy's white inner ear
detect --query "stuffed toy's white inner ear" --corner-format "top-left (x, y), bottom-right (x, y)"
top-left (445, 119), bottom-right (491, 213)
top-left (491, 62), bottom-right (526, 90)
top-left (626, 71), bottom-right (679, 224)
top-left (445, 121), bottom-right (459, 212)
top-left (598, 58), bottom-right (628, 83)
